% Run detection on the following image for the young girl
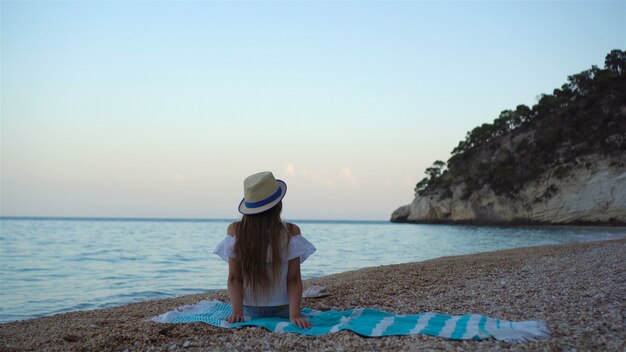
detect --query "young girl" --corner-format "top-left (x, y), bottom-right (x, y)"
top-left (213, 171), bottom-right (315, 329)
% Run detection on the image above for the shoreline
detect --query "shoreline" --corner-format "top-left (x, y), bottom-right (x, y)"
top-left (390, 217), bottom-right (626, 227)
top-left (1, 239), bottom-right (625, 351)
top-left (5, 215), bottom-right (626, 227)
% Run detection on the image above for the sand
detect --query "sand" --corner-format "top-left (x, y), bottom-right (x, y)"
top-left (1, 238), bottom-right (625, 351)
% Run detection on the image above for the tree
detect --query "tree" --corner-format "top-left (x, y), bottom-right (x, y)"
top-left (515, 104), bottom-right (533, 124)
top-left (415, 160), bottom-right (447, 196)
top-left (414, 177), bottom-right (429, 195)
top-left (494, 110), bottom-right (521, 135)
top-left (567, 66), bottom-right (600, 97)
top-left (605, 49), bottom-right (626, 75)
top-left (425, 160), bottom-right (446, 179)
top-left (415, 50), bottom-right (626, 201)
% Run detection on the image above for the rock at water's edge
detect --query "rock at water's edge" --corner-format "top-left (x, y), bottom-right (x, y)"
top-left (391, 155), bottom-right (626, 225)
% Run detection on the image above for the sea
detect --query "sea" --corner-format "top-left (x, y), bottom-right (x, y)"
top-left (1, 217), bottom-right (624, 323)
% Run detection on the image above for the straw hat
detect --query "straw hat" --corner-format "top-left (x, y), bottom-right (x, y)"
top-left (238, 171), bottom-right (287, 215)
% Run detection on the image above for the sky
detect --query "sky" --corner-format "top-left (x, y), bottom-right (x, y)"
top-left (1, 1), bottom-right (624, 221)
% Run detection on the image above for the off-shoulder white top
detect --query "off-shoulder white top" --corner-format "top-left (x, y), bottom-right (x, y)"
top-left (213, 234), bottom-right (316, 306)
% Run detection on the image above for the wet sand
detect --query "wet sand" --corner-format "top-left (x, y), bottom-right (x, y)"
top-left (1, 238), bottom-right (625, 351)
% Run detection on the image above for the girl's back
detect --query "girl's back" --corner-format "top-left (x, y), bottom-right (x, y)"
top-left (215, 221), bottom-right (314, 306)
top-left (212, 171), bottom-right (315, 328)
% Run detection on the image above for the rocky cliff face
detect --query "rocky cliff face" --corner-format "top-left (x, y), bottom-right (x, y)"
top-left (392, 51), bottom-right (626, 226)
top-left (391, 155), bottom-right (626, 225)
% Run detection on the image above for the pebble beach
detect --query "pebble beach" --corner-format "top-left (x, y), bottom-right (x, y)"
top-left (1, 238), bottom-right (624, 351)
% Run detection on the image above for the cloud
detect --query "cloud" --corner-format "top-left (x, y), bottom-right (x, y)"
top-left (338, 167), bottom-right (358, 187)
top-left (285, 164), bottom-right (358, 189)
top-left (285, 163), bottom-right (297, 177)
top-left (173, 172), bottom-right (186, 184)
top-left (338, 167), bottom-right (353, 178)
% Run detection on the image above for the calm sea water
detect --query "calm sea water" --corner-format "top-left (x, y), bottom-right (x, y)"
top-left (1, 217), bottom-right (624, 323)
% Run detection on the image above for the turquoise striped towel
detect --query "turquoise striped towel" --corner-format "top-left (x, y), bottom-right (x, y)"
top-left (150, 300), bottom-right (549, 343)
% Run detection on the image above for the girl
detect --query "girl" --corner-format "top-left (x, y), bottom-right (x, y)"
top-left (213, 171), bottom-right (316, 329)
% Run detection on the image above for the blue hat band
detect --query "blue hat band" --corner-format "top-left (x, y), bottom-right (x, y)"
top-left (244, 186), bottom-right (282, 208)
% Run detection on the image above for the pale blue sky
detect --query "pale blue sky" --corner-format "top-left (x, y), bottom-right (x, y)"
top-left (1, 1), bottom-right (624, 220)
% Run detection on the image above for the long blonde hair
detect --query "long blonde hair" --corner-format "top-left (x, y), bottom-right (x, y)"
top-left (235, 201), bottom-right (289, 299)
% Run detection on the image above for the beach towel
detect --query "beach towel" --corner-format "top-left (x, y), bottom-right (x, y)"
top-left (150, 300), bottom-right (549, 343)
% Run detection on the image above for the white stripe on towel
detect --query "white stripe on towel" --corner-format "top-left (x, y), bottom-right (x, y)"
top-left (350, 308), bottom-right (364, 318)
top-left (371, 317), bottom-right (395, 336)
top-left (275, 322), bottom-right (289, 333)
top-left (409, 313), bottom-right (435, 334)
top-left (439, 316), bottom-right (461, 338)
top-left (461, 314), bottom-right (482, 339)
top-left (148, 300), bottom-right (218, 323)
top-left (484, 317), bottom-right (498, 336)
top-left (329, 316), bottom-right (352, 333)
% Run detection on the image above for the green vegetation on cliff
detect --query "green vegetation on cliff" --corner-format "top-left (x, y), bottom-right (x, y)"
top-left (416, 49), bottom-right (626, 199)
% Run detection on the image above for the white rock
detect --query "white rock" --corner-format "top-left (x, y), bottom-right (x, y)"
top-left (392, 155), bottom-right (626, 224)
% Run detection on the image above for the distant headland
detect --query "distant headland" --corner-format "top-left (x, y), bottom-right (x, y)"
top-left (392, 50), bottom-right (626, 226)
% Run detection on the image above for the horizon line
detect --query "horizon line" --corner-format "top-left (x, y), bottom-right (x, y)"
top-left (0, 215), bottom-right (390, 223)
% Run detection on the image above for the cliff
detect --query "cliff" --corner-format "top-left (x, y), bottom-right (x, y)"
top-left (392, 50), bottom-right (626, 225)
top-left (392, 154), bottom-right (626, 225)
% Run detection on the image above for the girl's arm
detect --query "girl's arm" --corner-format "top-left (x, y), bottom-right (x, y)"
top-left (227, 258), bottom-right (244, 323)
top-left (287, 258), bottom-right (312, 329)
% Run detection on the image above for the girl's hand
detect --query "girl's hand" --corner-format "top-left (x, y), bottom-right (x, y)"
top-left (291, 316), bottom-right (312, 329)
top-left (227, 313), bottom-right (244, 324)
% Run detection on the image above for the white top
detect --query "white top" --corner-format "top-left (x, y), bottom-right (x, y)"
top-left (213, 234), bottom-right (316, 306)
